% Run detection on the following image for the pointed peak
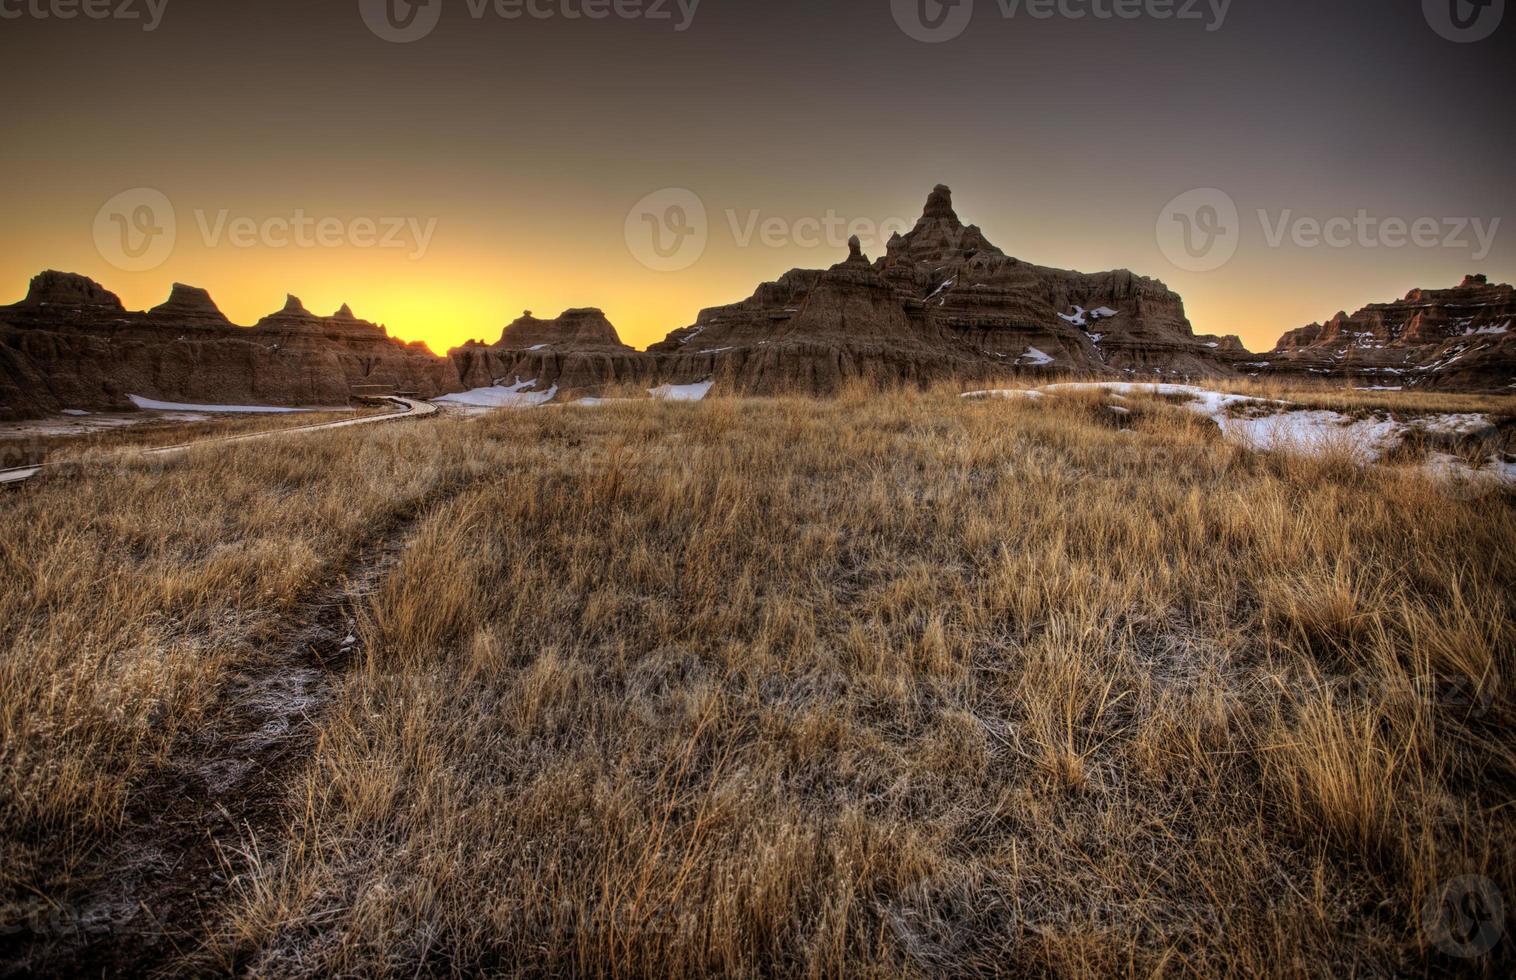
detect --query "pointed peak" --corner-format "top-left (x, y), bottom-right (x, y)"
top-left (281, 294), bottom-right (310, 316)
top-left (333, 303), bottom-right (356, 320)
top-left (150, 283), bottom-right (229, 323)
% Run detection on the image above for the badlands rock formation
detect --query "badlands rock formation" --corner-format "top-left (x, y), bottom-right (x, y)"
top-left (3, 190), bottom-right (1509, 420)
top-left (0, 272), bottom-right (460, 419)
top-left (1252, 275), bottom-right (1515, 391)
top-left (645, 185), bottom-right (1233, 394)
top-left (448, 309), bottom-right (656, 394)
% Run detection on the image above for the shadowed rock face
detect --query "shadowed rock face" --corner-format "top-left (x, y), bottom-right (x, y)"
top-left (16, 270), bottom-right (124, 312)
top-left (646, 185), bottom-right (1237, 394)
top-left (149, 284), bottom-right (233, 328)
top-left (0, 276), bottom-right (462, 419)
top-left (448, 308), bottom-right (657, 394)
top-left (1248, 275), bottom-right (1516, 391)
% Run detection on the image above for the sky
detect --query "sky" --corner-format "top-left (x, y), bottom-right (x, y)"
top-left (0, 0), bottom-right (1511, 354)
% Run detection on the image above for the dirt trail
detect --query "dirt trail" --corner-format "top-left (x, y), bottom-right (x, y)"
top-left (0, 494), bottom-right (449, 978)
top-left (0, 398), bottom-right (438, 487)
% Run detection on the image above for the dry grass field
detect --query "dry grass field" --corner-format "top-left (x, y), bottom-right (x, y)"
top-left (0, 404), bottom-right (394, 470)
top-left (1, 386), bottom-right (1512, 977)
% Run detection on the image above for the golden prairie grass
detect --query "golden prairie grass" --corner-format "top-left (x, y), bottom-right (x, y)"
top-left (1, 386), bottom-right (1512, 976)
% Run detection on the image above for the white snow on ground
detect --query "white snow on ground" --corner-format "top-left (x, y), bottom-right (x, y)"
top-left (527, 344), bottom-right (552, 351)
top-left (963, 381), bottom-right (1516, 489)
top-left (61, 409), bottom-right (90, 416)
top-left (1058, 307), bottom-right (1088, 327)
top-left (1464, 321), bottom-right (1510, 336)
top-left (699, 347), bottom-right (735, 355)
top-left (1090, 307), bottom-right (1118, 319)
top-left (127, 395), bottom-right (321, 414)
top-left (1019, 347), bottom-right (1054, 366)
top-left (649, 380), bottom-right (715, 402)
top-left (1220, 411), bottom-right (1404, 462)
top-left (962, 389), bottom-right (1046, 401)
top-left (434, 378), bottom-right (559, 409)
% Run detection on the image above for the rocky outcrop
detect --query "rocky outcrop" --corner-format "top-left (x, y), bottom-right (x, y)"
top-left (1252, 275), bottom-right (1516, 391)
top-left (645, 185), bottom-right (1236, 394)
top-left (149, 284), bottom-right (234, 329)
top-left (448, 308), bottom-right (657, 394)
top-left (0, 273), bottom-right (463, 419)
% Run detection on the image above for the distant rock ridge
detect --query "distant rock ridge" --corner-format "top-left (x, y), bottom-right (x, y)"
top-left (0, 277), bottom-right (461, 418)
top-left (640, 184), bottom-right (1235, 394)
top-left (1249, 274), bottom-right (1515, 390)
top-left (449, 308), bottom-right (653, 394)
top-left (4, 190), bottom-right (1510, 419)
top-left (19, 270), bottom-right (124, 311)
top-left (495, 308), bottom-right (632, 352)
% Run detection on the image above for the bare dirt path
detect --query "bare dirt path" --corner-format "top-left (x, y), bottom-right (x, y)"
top-left (0, 488), bottom-right (457, 978)
top-left (0, 398), bottom-right (438, 487)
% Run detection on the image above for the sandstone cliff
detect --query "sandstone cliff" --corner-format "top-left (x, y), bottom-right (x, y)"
top-left (646, 185), bottom-right (1235, 394)
top-left (448, 308), bottom-right (658, 394)
top-left (1255, 275), bottom-right (1515, 391)
top-left (0, 273), bottom-right (462, 419)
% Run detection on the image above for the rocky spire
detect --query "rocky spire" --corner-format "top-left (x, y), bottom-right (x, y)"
top-left (281, 294), bottom-right (311, 316)
top-left (885, 184), bottom-right (1002, 265)
top-left (334, 303), bottom-right (356, 320)
top-left (921, 184), bottom-right (960, 224)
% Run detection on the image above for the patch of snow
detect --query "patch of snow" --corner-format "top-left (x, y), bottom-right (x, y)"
top-left (1019, 347), bottom-right (1054, 367)
top-left (61, 409), bottom-right (90, 416)
top-left (527, 344), bottom-right (552, 351)
top-left (699, 347), bottom-right (735, 355)
top-left (925, 278), bottom-right (957, 302)
top-left (1059, 307), bottom-right (1088, 327)
top-left (1090, 307), bottom-right (1118, 319)
top-left (649, 380), bottom-right (715, 402)
top-left (1206, 342), bottom-right (1220, 348)
top-left (127, 395), bottom-right (313, 414)
top-left (962, 389), bottom-right (1045, 401)
top-left (1463, 321), bottom-right (1509, 336)
top-left (434, 378), bottom-right (559, 409)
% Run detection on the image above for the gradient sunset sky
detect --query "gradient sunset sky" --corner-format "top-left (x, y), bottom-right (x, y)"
top-left (0, 0), bottom-right (1511, 354)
